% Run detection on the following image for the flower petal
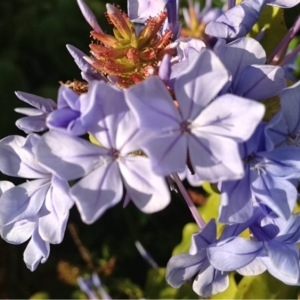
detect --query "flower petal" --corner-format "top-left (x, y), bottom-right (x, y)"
top-left (0, 135), bottom-right (48, 178)
top-left (166, 252), bottom-right (206, 288)
top-left (252, 173), bottom-right (297, 219)
top-left (39, 177), bottom-right (73, 244)
top-left (234, 65), bottom-right (286, 100)
top-left (120, 156), bottom-right (170, 213)
top-left (219, 171), bottom-right (254, 223)
top-left (175, 48), bottom-right (229, 120)
top-left (193, 94), bottom-right (265, 142)
top-left (207, 237), bottom-right (263, 271)
top-left (37, 131), bottom-right (107, 180)
top-left (1, 219), bottom-right (36, 244)
top-left (71, 162), bottom-right (123, 224)
top-left (0, 179), bottom-right (49, 226)
top-left (262, 242), bottom-right (300, 285)
top-left (188, 134), bottom-right (244, 182)
top-left (193, 265), bottom-right (229, 297)
top-left (23, 230), bottom-right (50, 271)
top-left (214, 37), bottom-right (266, 80)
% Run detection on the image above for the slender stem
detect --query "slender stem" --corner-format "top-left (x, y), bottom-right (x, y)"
top-left (172, 173), bottom-right (206, 229)
top-left (227, 0), bottom-right (236, 9)
top-left (268, 16), bottom-right (300, 64)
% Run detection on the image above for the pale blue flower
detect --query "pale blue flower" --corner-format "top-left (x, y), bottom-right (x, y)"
top-left (126, 48), bottom-right (265, 182)
top-left (37, 81), bottom-right (170, 224)
top-left (0, 134), bottom-right (73, 271)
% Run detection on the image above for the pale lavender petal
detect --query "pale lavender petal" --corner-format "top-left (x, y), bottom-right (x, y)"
top-left (119, 156), bottom-right (170, 213)
top-left (166, 253), bottom-right (206, 288)
top-left (280, 81), bottom-right (300, 134)
top-left (265, 111), bottom-right (287, 150)
top-left (219, 172), bottom-right (253, 224)
top-left (15, 91), bottom-right (56, 113)
top-left (237, 258), bottom-right (267, 276)
top-left (56, 86), bottom-right (79, 110)
top-left (0, 181), bottom-right (14, 194)
top-left (214, 37), bottom-right (266, 80)
top-left (39, 177), bottom-right (73, 244)
top-left (128, 0), bottom-right (168, 22)
top-left (77, 0), bottom-right (102, 32)
top-left (37, 131), bottom-right (108, 180)
top-left (125, 76), bottom-right (181, 131)
top-left (0, 135), bottom-right (49, 178)
top-left (173, 38), bottom-right (206, 63)
top-left (175, 49), bottom-right (229, 120)
top-left (72, 162), bottom-right (123, 224)
top-left (234, 65), bottom-right (286, 100)
top-left (24, 230), bottom-right (50, 271)
top-left (158, 54), bottom-right (171, 83)
top-left (188, 135), bottom-right (244, 181)
top-left (16, 115), bottom-right (48, 134)
top-left (276, 214), bottom-right (300, 243)
top-left (115, 111), bottom-right (141, 154)
top-left (141, 132), bottom-right (187, 176)
top-left (190, 220), bottom-right (217, 255)
top-left (207, 237), bottom-right (263, 271)
top-left (262, 243), bottom-right (300, 285)
top-left (47, 108), bottom-right (86, 136)
top-left (193, 265), bottom-right (228, 297)
top-left (0, 179), bottom-right (49, 226)
top-left (205, 0), bottom-right (265, 39)
top-left (80, 81), bottom-right (128, 148)
top-left (252, 174), bottom-right (297, 219)
top-left (262, 147), bottom-right (300, 179)
top-left (1, 219), bottom-right (36, 244)
top-left (66, 44), bottom-right (103, 82)
top-left (15, 108), bottom-right (43, 116)
top-left (193, 94), bottom-right (265, 142)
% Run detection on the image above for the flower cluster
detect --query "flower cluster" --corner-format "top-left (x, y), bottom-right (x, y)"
top-left (1, 0), bottom-right (300, 297)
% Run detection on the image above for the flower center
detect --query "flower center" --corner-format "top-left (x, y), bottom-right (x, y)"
top-left (180, 120), bottom-right (191, 134)
top-left (109, 148), bottom-right (120, 160)
top-left (287, 131), bottom-right (300, 146)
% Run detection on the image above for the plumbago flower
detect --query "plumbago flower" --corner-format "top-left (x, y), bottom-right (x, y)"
top-left (205, 0), bottom-right (300, 40)
top-left (125, 48), bottom-right (265, 181)
top-left (166, 218), bottom-right (263, 296)
top-left (266, 81), bottom-right (300, 149)
top-left (36, 80), bottom-right (170, 224)
top-left (0, 134), bottom-right (73, 271)
top-left (167, 206), bottom-right (300, 297)
top-left (208, 207), bottom-right (300, 286)
top-left (219, 122), bottom-right (300, 224)
top-left (214, 37), bottom-right (286, 100)
top-left (14, 91), bottom-right (57, 134)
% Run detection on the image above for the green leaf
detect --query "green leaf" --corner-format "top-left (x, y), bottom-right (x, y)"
top-left (234, 272), bottom-right (299, 299)
top-left (199, 182), bottom-right (220, 222)
top-left (111, 278), bottom-right (144, 299)
top-left (249, 6), bottom-right (287, 57)
top-left (29, 292), bottom-right (50, 299)
top-left (144, 268), bottom-right (175, 299)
